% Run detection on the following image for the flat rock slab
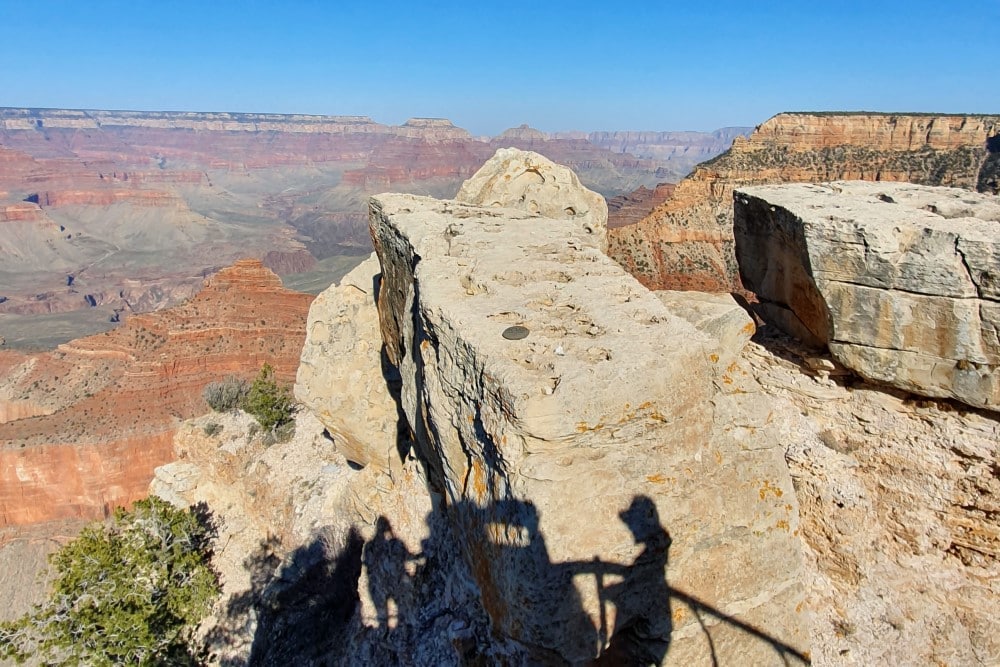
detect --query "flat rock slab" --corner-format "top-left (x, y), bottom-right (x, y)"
top-left (735, 181), bottom-right (1000, 410)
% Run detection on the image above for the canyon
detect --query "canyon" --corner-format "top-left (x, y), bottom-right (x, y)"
top-left (0, 108), bottom-right (744, 348)
top-left (0, 260), bottom-right (311, 526)
top-left (608, 113), bottom-right (1000, 292)
top-left (1, 111), bottom-right (997, 664)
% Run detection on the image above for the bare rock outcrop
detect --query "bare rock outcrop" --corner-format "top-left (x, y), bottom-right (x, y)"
top-left (295, 253), bottom-right (400, 470)
top-left (741, 330), bottom-right (1000, 665)
top-left (368, 184), bottom-right (807, 662)
top-left (734, 181), bottom-right (1000, 411)
top-left (455, 147), bottom-right (609, 250)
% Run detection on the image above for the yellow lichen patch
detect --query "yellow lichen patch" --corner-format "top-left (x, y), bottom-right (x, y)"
top-left (646, 473), bottom-right (667, 484)
top-left (672, 607), bottom-right (687, 623)
top-left (421, 339), bottom-right (430, 350)
top-left (709, 353), bottom-right (720, 363)
top-left (759, 480), bottom-right (784, 501)
top-left (742, 321), bottom-right (756, 335)
top-left (472, 459), bottom-right (488, 501)
top-left (575, 420), bottom-right (605, 432)
top-left (775, 519), bottom-right (790, 532)
top-left (714, 451), bottom-right (723, 464)
top-left (726, 361), bottom-right (739, 374)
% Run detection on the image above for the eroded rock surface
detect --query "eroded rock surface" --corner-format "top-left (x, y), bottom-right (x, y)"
top-left (295, 253), bottom-right (400, 470)
top-left (610, 112), bottom-right (1000, 292)
top-left (369, 188), bottom-right (807, 663)
top-left (455, 147), bottom-right (609, 250)
top-left (735, 181), bottom-right (1000, 410)
top-left (742, 330), bottom-right (1000, 666)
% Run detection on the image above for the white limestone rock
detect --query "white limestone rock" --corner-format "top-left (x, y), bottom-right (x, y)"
top-left (370, 191), bottom-right (808, 664)
top-left (455, 147), bottom-right (609, 251)
top-left (294, 253), bottom-right (399, 469)
top-left (655, 290), bottom-right (756, 372)
top-left (735, 181), bottom-right (1000, 411)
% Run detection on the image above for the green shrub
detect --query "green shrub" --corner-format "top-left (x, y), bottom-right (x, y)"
top-left (0, 497), bottom-right (219, 666)
top-left (202, 375), bottom-right (249, 413)
top-left (242, 363), bottom-right (296, 434)
top-left (203, 421), bottom-right (223, 437)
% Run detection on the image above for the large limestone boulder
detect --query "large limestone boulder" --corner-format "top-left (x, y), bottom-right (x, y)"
top-left (455, 147), bottom-right (609, 251)
top-left (294, 253), bottom-right (399, 469)
top-left (735, 181), bottom-right (1000, 411)
top-left (370, 190), bottom-right (808, 664)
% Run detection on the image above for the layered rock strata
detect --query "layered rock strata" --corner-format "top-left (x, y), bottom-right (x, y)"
top-left (363, 177), bottom-right (807, 660)
top-left (607, 182), bottom-right (676, 229)
top-left (734, 181), bottom-right (1000, 411)
top-left (0, 260), bottom-right (311, 525)
top-left (609, 113), bottom-right (1000, 292)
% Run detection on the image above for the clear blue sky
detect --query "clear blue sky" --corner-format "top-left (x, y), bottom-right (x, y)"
top-left (1, 0), bottom-right (997, 135)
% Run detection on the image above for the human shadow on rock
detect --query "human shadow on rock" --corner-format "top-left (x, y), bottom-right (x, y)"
top-left (221, 493), bottom-right (809, 666)
top-left (228, 527), bottom-right (364, 666)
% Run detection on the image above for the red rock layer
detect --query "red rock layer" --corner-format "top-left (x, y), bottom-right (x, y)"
top-left (606, 182), bottom-right (675, 228)
top-left (608, 113), bottom-right (1000, 292)
top-left (0, 202), bottom-right (43, 222)
top-left (0, 260), bottom-right (313, 526)
top-left (31, 189), bottom-right (179, 208)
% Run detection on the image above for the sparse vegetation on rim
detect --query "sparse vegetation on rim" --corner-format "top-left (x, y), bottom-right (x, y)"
top-left (0, 497), bottom-right (219, 666)
top-left (204, 364), bottom-right (297, 442)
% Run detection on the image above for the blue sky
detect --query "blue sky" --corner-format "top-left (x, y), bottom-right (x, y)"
top-left (1, 1), bottom-right (997, 135)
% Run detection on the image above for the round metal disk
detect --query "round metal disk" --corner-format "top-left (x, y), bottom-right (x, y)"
top-left (502, 325), bottom-right (530, 340)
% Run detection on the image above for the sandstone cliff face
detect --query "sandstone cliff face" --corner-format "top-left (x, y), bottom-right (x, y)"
top-left (0, 260), bottom-right (311, 526)
top-left (735, 181), bottom-right (1000, 411)
top-left (609, 113), bottom-right (1000, 292)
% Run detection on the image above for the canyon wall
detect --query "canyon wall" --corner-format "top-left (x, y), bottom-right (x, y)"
top-left (609, 113), bottom-right (1000, 292)
top-left (0, 260), bottom-right (311, 525)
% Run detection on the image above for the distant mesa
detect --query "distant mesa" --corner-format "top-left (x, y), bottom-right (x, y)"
top-left (497, 124), bottom-right (548, 141)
